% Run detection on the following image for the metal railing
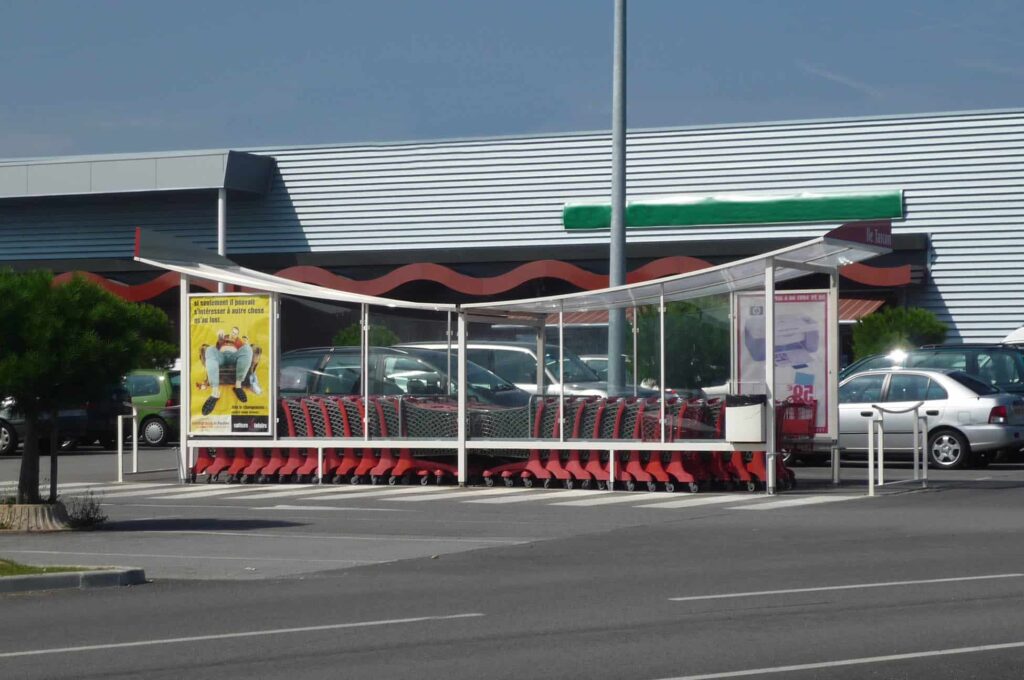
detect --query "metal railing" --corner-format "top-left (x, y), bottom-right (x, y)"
top-left (864, 402), bottom-right (928, 497)
top-left (115, 408), bottom-right (180, 482)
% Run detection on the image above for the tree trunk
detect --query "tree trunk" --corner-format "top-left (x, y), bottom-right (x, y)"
top-left (17, 413), bottom-right (41, 504)
top-left (48, 409), bottom-right (59, 503)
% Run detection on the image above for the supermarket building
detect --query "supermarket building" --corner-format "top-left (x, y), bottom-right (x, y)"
top-left (0, 107), bottom-right (1021, 351)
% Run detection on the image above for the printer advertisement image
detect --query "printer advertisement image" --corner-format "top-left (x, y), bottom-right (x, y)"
top-left (736, 292), bottom-right (829, 433)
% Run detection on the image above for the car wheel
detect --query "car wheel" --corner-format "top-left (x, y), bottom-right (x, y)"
top-left (0, 422), bottom-right (17, 456)
top-left (928, 429), bottom-right (969, 469)
top-left (141, 417), bottom-right (169, 447)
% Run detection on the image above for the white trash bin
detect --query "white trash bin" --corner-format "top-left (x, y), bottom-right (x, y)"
top-left (724, 394), bottom-right (766, 443)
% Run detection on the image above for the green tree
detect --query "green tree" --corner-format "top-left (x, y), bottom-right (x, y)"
top-left (852, 306), bottom-right (947, 360)
top-left (630, 296), bottom-right (731, 390)
top-left (0, 270), bottom-right (176, 504)
top-left (332, 323), bottom-right (399, 347)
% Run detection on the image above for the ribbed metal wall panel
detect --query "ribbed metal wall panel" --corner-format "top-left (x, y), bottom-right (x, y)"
top-left (1, 109), bottom-right (1022, 341)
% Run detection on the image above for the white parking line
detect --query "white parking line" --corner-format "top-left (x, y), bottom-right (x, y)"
top-left (0, 613), bottom-right (485, 659)
top-left (385, 488), bottom-right (531, 502)
top-left (653, 640), bottom-right (1024, 680)
top-left (668, 573), bottom-right (1024, 602)
top-left (228, 485), bottom-right (384, 500)
top-left (549, 492), bottom-right (665, 507)
top-left (88, 485), bottom-right (206, 498)
top-left (632, 495), bottom-right (769, 510)
top-left (730, 495), bottom-right (859, 510)
top-left (463, 490), bottom-right (593, 504)
top-left (250, 486), bottom-right (454, 502)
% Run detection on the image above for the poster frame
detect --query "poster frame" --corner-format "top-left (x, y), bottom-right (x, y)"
top-left (731, 288), bottom-right (836, 442)
top-left (185, 291), bottom-right (277, 440)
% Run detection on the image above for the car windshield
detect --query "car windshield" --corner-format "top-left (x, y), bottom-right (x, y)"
top-left (543, 348), bottom-right (601, 383)
top-left (948, 371), bottom-right (1000, 395)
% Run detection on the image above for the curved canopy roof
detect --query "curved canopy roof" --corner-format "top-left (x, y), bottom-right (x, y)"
top-left (135, 220), bottom-right (890, 316)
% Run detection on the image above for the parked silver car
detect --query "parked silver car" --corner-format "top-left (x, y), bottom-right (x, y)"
top-left (399, 341), bottom-right (654, 397)
top-left (838, 368), bottom-right (1024, 469)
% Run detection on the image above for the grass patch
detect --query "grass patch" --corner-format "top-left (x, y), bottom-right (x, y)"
top-left (0, 558), bottom-right (92, 577)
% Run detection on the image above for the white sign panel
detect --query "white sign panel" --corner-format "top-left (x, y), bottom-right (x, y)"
top-left (736, 291), bottom-right (830, 434)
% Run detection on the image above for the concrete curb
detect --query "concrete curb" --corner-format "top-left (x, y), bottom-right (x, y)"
top-left (0, 567), bottom-right (146, 594)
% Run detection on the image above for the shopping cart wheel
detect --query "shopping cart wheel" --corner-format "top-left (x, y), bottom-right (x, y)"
top-left (625, 480), bottom-right (636, 492)
top-left (746, 480), bottom-right (757, 493)
top-left (387, 475), bottom-right (398, 486)
top-left (420, 475), bottom-right (431, 486)
top-left (350, 475), bottom-right (361, 485)
top-left (523, 477), bottom-right (534, 488)
top-left (646, 481), bottom-right (658, 492)
top-left (581, 479), bottom-right (592, 490)
top-left (370, 475), bottom-right (381, 485)
top-left (688, 482), bottom-right (700, 493)
top-left (664, 481), bottom-right (675, 493)
top-left (564, 479), bottom-right (575, 490)
top-left (484, 476), bottom-right (495, 487)
top-left (542, 478), bottom-right (553, 489)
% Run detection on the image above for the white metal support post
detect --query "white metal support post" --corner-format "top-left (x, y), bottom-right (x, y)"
top-left (361, 303), bottom-right (370, 443)
top-left (659, 288), bottom-right (666, 443)
top-left (457, 312), bottom-right (468, 485)
top-left (131, 407), bottom-right (139, 473)
top-left (179, 274), bottom-right (191, 482)
top-left (116, 415), bottom-right (123, 483)
top-left (536, 322), bottom-right (547, 395)
top-left (633, 308), bottom-right (639, 396)
top-left (446, 311), bottom-right (453, 397)
top-left (558, 306), bottom-right (565, 444)
top-left (920, 414), bottom-right (929, 488)
top-left (217, 189), bottom-right (226, 293)
top-left (828, 271), bottom-right (841, 486)
top-left (867, 411), bottom-right (877, 497)
top-left (764, 258), bottom-right (777, 495)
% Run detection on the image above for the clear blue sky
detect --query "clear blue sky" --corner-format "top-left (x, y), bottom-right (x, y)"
top-left (1, 0), bottom-right (1021, 158)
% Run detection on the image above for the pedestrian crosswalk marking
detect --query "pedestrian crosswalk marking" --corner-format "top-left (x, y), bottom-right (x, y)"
top-left (633, 494), bottom-right (770, 509)
top-left (245, 485), bottom-right (453, 502)
top-left (549, 492), bottom-right (668, 507)
top-left (42, 481), bottom-right (863, 512)
top-left (385, 488), bottom-right (530, 502)
top-left (462, 490), bottom-right (595, 504)
top-left (730, 495), bottom-right (858, 510)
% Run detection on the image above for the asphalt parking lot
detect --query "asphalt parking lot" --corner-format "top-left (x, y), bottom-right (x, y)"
top-left (2, 447), bottom-right (1024, 679)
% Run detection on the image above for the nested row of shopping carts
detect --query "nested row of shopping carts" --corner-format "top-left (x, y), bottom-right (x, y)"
top-left (191, 394), bottom-right (811, 492)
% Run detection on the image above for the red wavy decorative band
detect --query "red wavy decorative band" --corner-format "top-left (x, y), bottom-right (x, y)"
top-left (53, 257), bottom-right (910, 302)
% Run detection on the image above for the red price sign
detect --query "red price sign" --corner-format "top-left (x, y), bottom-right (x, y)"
top-left (791, 384), bottom-right (815, 402)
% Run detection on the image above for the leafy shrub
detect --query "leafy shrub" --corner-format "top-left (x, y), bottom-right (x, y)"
top-left (332, 323), bottom-right (399, 347)
top-left (852, 307), bottom-right (947, 360)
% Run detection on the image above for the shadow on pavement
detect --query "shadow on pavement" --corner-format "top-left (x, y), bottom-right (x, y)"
top-left (101, 518), bottom-right (306, 532)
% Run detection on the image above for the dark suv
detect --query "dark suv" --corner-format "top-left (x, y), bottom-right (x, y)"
top-left (279, 346), bottom-right (530, 407)
top-left (0, 387), bottom-right (134, 456)
top-left (841, 345), bottom-right (1024, 396)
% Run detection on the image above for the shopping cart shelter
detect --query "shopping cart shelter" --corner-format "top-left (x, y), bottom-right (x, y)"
top-left (135, 219), bottom-right (892, 496)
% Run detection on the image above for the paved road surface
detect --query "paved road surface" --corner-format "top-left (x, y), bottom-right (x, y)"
top-left (2, 450), bottom-right (1024, 678)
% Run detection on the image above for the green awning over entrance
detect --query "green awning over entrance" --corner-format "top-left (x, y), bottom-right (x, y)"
top-left (563, 190), bottom-right (904, 230)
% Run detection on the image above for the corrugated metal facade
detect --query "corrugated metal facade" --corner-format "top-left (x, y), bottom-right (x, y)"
top-left (1, 109), bottom-right (1022, 341)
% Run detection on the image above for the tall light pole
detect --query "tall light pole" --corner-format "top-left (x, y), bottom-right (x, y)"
top-left (607, 0), bottom-right (627, 396)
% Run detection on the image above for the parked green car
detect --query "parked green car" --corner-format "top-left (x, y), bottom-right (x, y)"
top-left (123, 369), bottom-right (180, 446)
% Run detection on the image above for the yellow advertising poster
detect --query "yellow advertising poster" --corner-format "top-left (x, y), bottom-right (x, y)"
top-left (188, 294), bottom-right (272, 436)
